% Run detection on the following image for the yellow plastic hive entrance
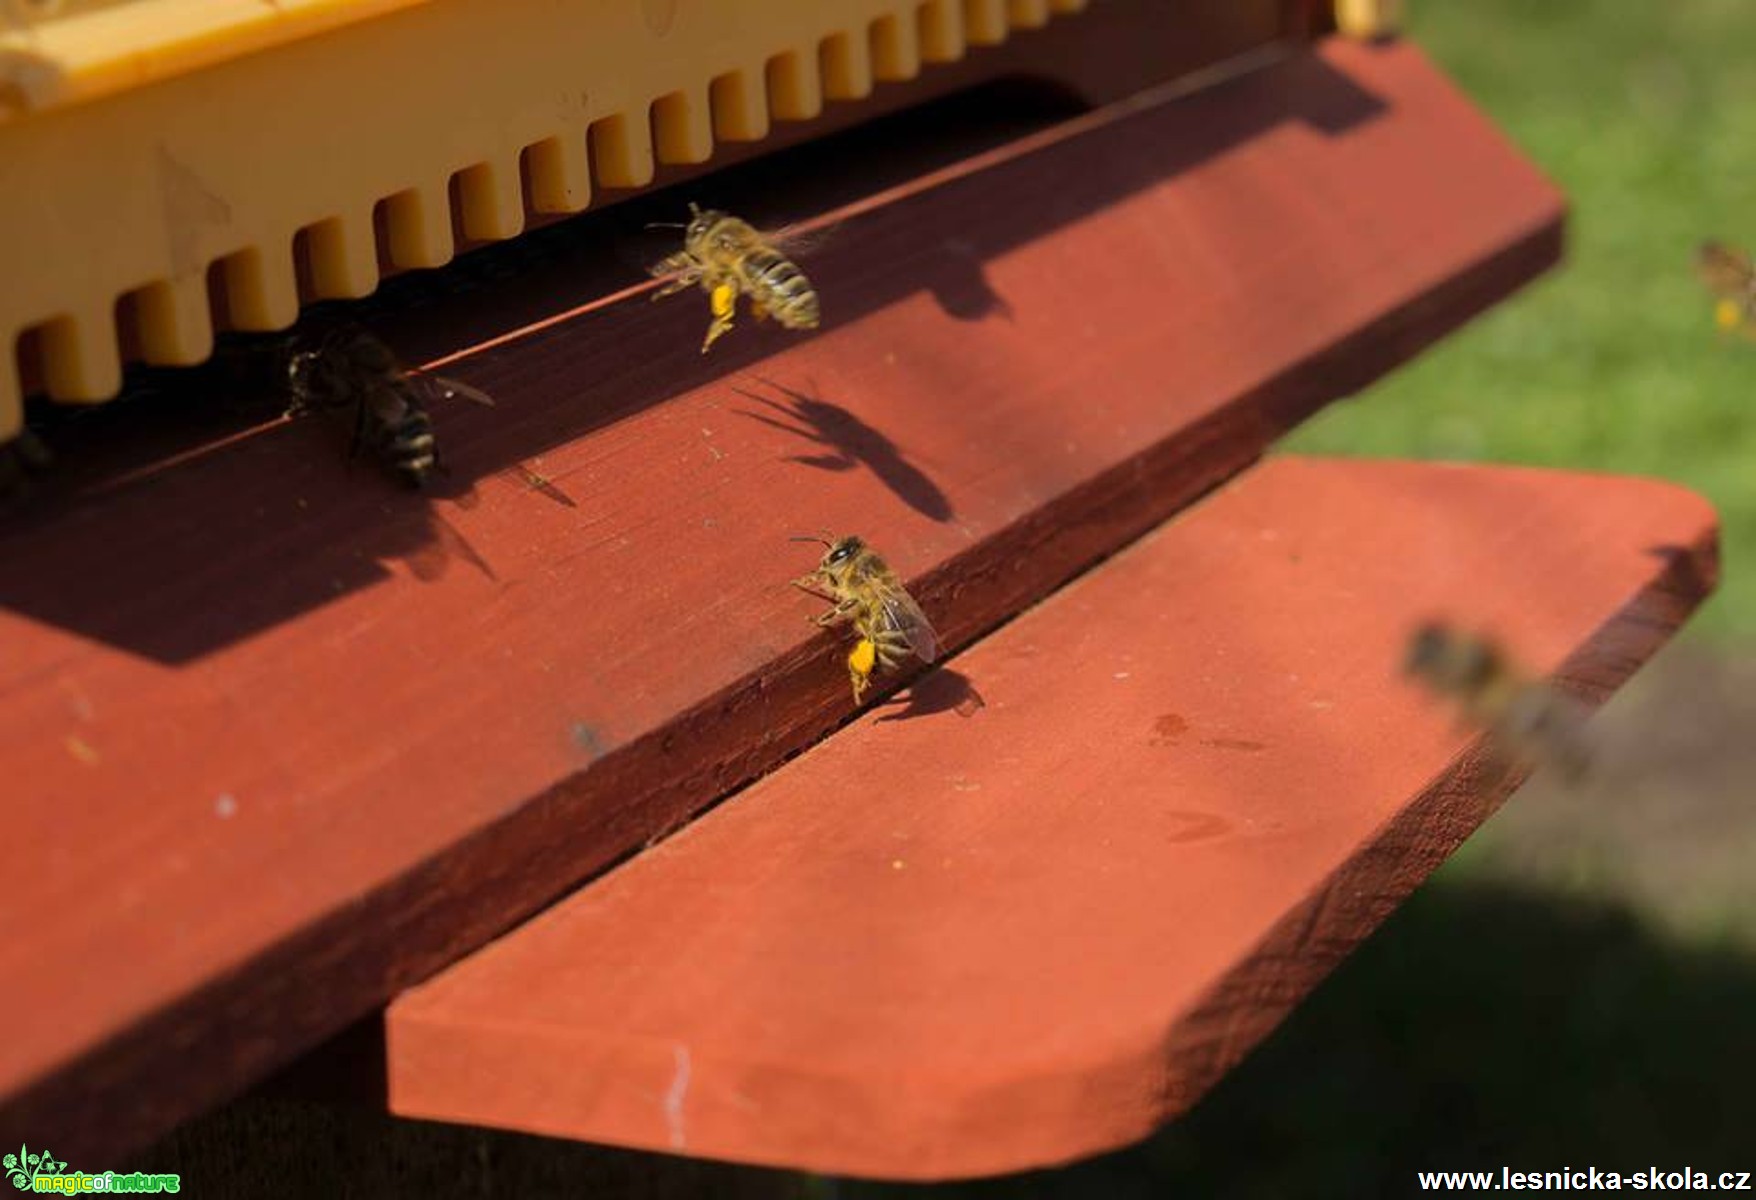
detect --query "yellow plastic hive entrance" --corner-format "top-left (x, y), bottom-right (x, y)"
top-left (0, 0), bottom-right (1089, 439)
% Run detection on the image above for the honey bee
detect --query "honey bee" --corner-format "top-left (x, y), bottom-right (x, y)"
top-left (285, 326), bottom-right (495, 487)
top-left (1403, 622), bottom-right (1593, 784)
top-left (1695, 240), bottom-right (1756, 336)
top-left (792, 534), bottom-right (939, 704)
top-left (651, 205), bottom-right (821, 353)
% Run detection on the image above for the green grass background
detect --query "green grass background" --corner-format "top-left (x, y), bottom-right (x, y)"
top-left (1287, 0), bottom-right (1755, 638)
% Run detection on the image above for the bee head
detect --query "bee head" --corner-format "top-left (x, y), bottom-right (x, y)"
top-left (824, 535), bottom-right (864, 568)
top-left (685, 203), bottom-right (723, 243)
top-left (1403, 622), bottom-right (1451, 680)
top-left (1405, 621), bottom-right (1500, 691)
top-left (792, 533), bottom-right (863, 576)
top-left (285, 345), bottom-right (317, 391)
top-left (285, 332), bottom-right (345, 402)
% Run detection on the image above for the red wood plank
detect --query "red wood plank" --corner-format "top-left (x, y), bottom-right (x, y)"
top-left (388, 457), bottom-right (1718, 1179)
top-left (0, 41), bottom-right (1561, 1158)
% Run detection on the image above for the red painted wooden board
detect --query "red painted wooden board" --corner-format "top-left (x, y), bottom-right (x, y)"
top-left (0, 41), bottom-right (1560, 1158)
top-left (388, 457), bottom-right (1718, 1179)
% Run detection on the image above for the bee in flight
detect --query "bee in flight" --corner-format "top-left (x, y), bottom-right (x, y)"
top-left (650, 204), bottom-right (821, 354)
top-left (284, 326), bottom-right (495, 488)
top-left (1403, 621), bottom-right (1593, 784)
top-left (1695, 240), bottom-right (1756, 337)
top-left (792, 534), bottom-right (939, 704)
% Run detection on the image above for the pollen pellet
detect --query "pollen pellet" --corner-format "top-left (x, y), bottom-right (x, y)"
top-left (848, 638), bottom-right (878, 676)
top-left (710, 282), bottom-right (737, 320)
top-left (1716, 298), bottom-right (1743, 330)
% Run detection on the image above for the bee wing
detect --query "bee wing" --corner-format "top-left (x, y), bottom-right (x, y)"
top-left (1499, 684), bottom-right (1594, 784)
top-left (876, 582), bottom-right (940, 665)
top-left (1696, 241), bottom-right (1754, 297)
top-left (648, 248), bottom-right (700, 281)
top-left (420, 372), bottom-right (497, 408)
top-left (503, 463), bottom-right (578, 508)
top-left (404, 514), bottom-right (499, 583)
top-left (766, 220), bottom-right (840, 259)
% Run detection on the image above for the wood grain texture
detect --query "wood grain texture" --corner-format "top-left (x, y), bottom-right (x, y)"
top-left (0, 40), bottom-right (1561, 1159)
top-left (389, 457), bottom-right (1719, 1180)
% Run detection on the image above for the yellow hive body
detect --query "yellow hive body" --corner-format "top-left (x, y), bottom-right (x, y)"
top-left (0, 0), bottom-right (1089, 439)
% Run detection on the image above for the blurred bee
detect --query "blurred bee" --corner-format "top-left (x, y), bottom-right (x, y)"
top-left (285, 326), bottom-right (494, 488)
top-left (792, 534), bottom-right (939, 704)
top-left (1695, 240), bottom-right (1756, 336)
top-left (1403, 622), bottom-right (1593, 784)
top-left (651, 205), bottom-right (821, 354)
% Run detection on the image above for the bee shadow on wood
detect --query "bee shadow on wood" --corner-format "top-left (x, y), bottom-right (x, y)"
top-left (927, 238), bottom-right (1015, 323)
top-left (877, 667), bottom-right (986, 723)
top-left (732, 378), bottom-right (954, 523)
top-left (272, 387), bottom-right (501, 586)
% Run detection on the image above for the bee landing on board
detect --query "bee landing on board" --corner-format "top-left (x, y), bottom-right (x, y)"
top-left (1695, 240), bottom-right (1756, 337)
top-left (792, 534), bottom-right (939, 705)
top-left (650, 204), bottom-right (821, 354)
top-left (1402, 622), bottom-right (1594, 785)
top-left (284, 326), bottom-right (495, 488)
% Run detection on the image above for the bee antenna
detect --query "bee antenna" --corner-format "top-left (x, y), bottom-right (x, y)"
top-left (790, 533), bottom-right (834, 546)
top-left (645, 221), bottom-right (687, 230)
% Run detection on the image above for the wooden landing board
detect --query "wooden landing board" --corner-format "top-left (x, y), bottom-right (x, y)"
top-left (389, 457), bottom-right (1719, 1180)
top-left (0, 41), bottom-right (1561, 1159)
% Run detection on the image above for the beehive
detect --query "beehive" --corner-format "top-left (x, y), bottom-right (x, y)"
top-left (0, 0), bottom-right (1091, 438)
top-left (18, 5), bottom-right (1692, 1182)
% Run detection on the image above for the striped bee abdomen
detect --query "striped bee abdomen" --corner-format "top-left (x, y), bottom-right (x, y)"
top-left (383, 403), bottom-right (438, 486)
top-left (743, 249), bottom-right (820, 330)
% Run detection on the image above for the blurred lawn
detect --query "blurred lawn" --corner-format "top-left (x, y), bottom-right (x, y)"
top-left (1286, 0), bottom-right (1756, 638)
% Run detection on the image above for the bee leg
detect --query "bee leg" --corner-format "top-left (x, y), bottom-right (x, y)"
top-left (651, 251), bottom-right (700, 296)
top-left (749, 296), bottom-right (771, 324)
top-left (701, 280), bottom-right (739, 354)
top-left (813, 600), bottom-right (857, 627)
top-left (701, 320), bottom-right (733, 353)
top-left (652, 272), bottom-right (699, 301)
top-left (791, 574), bottom-right (840, 601)
top-left (845, 637), bottom-right (881, 705)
